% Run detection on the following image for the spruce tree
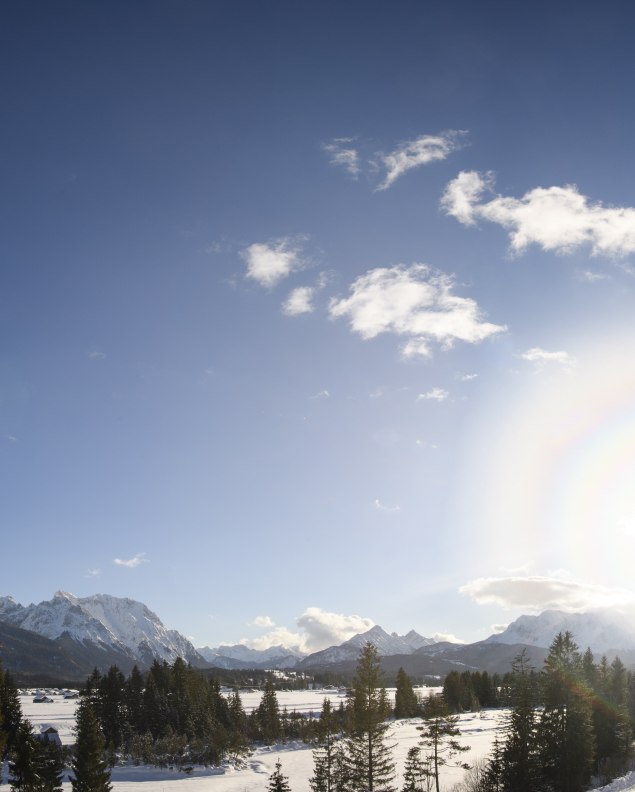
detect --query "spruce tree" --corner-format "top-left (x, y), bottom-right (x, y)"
top-left (310, 698), bottom-right (339, 792)
top-left (268, 758), bottom-right (291, 792)
top-left (499, 650), bottom-right (539, 792)
top-left (71, 699), bottom-right (112, 792)
top-left (537, 631), bottom-right (594, 792)
top-left (8, 719), bottom-right (41, 792)
top-left (36, 737), bottom-right (65, 792)
top-left (258, 681), bottom-right (282, 745)
top-left (395, 668), bottom-right (419, 719)
top-left (417, 694), bottom-right (470, 792)
top-left (401, 745), bottom-right (427, 792)
top-left (0, 667), bottom-right (23, 753)
top-left (344, 642), bottom-right (396, 792)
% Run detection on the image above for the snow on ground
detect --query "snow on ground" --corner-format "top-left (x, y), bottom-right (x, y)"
top-left (3, 690), bottom-right (632, 791)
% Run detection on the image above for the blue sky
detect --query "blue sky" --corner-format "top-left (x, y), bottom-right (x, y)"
top-left (3, 0), bottom-right (635, 651)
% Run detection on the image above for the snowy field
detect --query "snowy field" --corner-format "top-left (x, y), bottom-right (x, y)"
top-left (1, 691), bottom-right (633, 792)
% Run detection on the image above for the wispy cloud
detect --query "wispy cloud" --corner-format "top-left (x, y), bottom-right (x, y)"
top-left (310, 389), bottom-right (330, 400)
top-left (442, 171), bottom-right (635, 257)
top-left (417, 387), bottom-right (449, 402)
top-left (576, 269), bottom-right (609, 283)
top-left (521, 347), bottom-right (575, 368)
top-left (460, 575), bottom-right (635, 612)
top-left (242, 237), bottom-right (306, 288)
top-left (329, 263), bottom-right (505, 358)
top-left (373, 499), bottom-right (401, 513)
top-left (432, 632), bottom-right (465, 644)
top-left (377, 131), bottom-right (466, 191)
top-left (113, 552), bottom-right (148, 569)
top-left (322, 138), bottom-right (361, 177)
top-left (250, 615), bottom-right (275, 628)
top-left (457, 372), bottom-right (478, 381)
top-left (88, 350), bottom-right (106, 360)
top-left (85, 568), bottom-right (101, 577)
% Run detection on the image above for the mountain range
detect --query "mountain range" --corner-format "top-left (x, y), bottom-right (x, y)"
top-left (2, 591), bottom-right (635, 681)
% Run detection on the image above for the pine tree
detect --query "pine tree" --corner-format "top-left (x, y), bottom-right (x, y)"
top-left (71, 699), bottom-right (112, 792)
top-left (395, 669), bottom-right (419, 719)
top-left (537, 631), bottom-right (594, 792)
top-left (268, 758), bottom-right (291, 792)
top-left (417, 694), bottom-right (470, 792)
top-left (9, 719), bottom-right (41, 792)
top-left (344, 642), bottom-right (396, 792)
top-left (499, 650), bottom-right (539, 792)
top-left (401, 745), bottom-right (427, 792)
top-left (36, 737), bottom-right (65, 792)
top-left (310, 698), bottom-right (339, 792)
top-left (258, 681), bottom-right (282, 745)
top-left (0, 667), bottom-right (23, 753)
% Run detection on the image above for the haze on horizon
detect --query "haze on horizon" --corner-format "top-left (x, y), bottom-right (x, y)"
top-left (2, 0), bottom-right (635, 651)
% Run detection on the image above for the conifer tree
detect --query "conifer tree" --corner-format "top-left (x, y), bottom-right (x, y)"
top-left (537, 631), bottom-right (594, 792)
top-left (36, 737), bottom-right (65, 792)
top-left (499, 650), bottom-right (539, 792)
top-left (344, 642), bottom-right (395, 792)
top-left (9, 719), bottom-right (41, 792)
top-left (71, 699), bottom-right (112, 792)
top-left (0, 666), bottom-right (23, 753)
top-left (417, 694), bottom-right (470, 792)
top-left (268, 758), bottom-right (291, 792)
top-left (395, 669), bottom-right (419, 719)
top-left (310, 698), bottom-right (339, 792)
top-left (401, 745), bottom-right (427, 792)
top-left (258, 681), bottom-right (282, 745)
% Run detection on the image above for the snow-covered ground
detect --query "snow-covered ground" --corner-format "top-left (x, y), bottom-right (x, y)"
top-left (2, 691), bottom-right (633, 792)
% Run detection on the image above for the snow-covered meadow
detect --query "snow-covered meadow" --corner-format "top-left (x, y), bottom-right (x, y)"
top-left (1, 691), bottom-right (633, 792)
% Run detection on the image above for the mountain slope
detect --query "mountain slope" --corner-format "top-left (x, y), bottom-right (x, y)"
top-left (198, 643), bottom-right (302, 670)
top-left (485, 610), bottom-right (635, 654)
top-left (0, 591), bottom-right (205, 669)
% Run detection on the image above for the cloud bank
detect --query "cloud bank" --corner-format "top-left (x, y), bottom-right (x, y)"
top-left (442, 171), bottom-right (635, 257)
top-left (460, 575), bottom-right (635, 612)
top-left (328, 263), bottom-right (505, 358)
top-left (242, 606), bottom-right (374, 653)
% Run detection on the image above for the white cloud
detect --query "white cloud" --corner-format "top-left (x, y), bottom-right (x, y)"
top-left (296, 607), bottom-right (374, 653)
top-left (458, 372), bottom-right (478, 381)
top-left (442, 171), bottom-right (635, 257)
top-left (373, 499), bottom-right (401, 513)
top-left (250, 615), bottom-right (275, 628)
top-left (85, 568), bottom-right (101, 577)
top-left (242, 238), bottom-right (305, 288)
top-left (417, 387), bottom-right (449, 402)
top-left (432, 632), bottom-right (466, 644)
top-left (282, 286), bottom-right (315, 316)
top-left (113, 552), bottom-right (148, 569)
top-left (377, 131), bottom-right (466, 191)
top-left (521, 347), bottom-right (575, 367)
top-left (460, 575), bottom-right (635, 612)
top-left (329, 263), bottom-right (505, 358)
top-left (240, 606), bottom-right (374, 654)
top-left (490, 623), bottom-right (508, 635)
top-left (577, 269), bottom-right (609, 283)
top-left (322, 138), bottom-right (360, 177)
top-left (310, 389), bottom-right (330, 400)
top-left (89, 350), bottom-right (106, 360)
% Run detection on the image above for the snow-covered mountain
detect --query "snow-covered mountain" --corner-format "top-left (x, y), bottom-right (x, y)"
top-left (299, 625), bottom-right (436, 667)
top-left (485, 610), bottom-right (635, 654)
top-left (0, 591), bottom-right (204, 667)
top-left (198, 643), bottom-right (303, 670)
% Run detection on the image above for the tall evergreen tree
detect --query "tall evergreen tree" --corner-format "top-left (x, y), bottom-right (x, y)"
top-left (401, 745), bottom-right (428, 792)
top-left (310, 698), bottom-right (339, 792)
top-left (417, 694), bottom-right (470, 792)
top-left (0, 666), bottom-right (23, 753)
top-left (36, 737), bottom-right (65, 792)
top-left (258, 681), bottom-right (282, 745)
top-left (71, 699), bottom-right (112, 792)
top-left (499, 650), bottom-right (540, 792)
top-left (8, 719), bottom-right (41, 792)
top-left (395, 669), bottom-right (419, 719)
top-left (537, 631), bottom-right (594, 792)
top-left (344, 642), bottom-right (395, 792)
